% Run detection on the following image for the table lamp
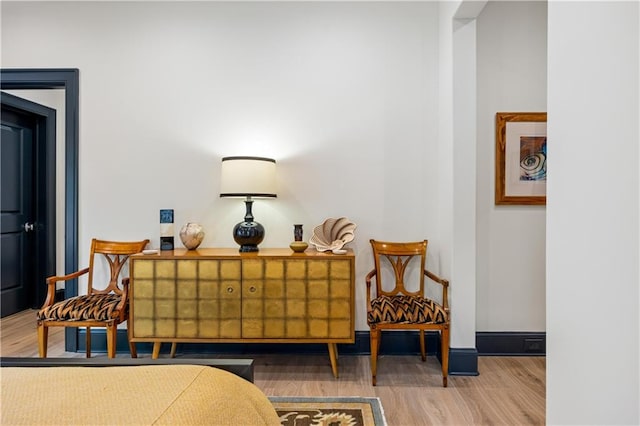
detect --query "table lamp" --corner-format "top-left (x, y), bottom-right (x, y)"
top-left (219, 156), bottom-right (277, 252)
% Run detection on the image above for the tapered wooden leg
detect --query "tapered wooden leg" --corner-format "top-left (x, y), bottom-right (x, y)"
top-left (441, 326), bottom-right (450, 387)
top-left (170, 343), bottom-right (177, 358)
top-left (37, 322), bottom-right (48, 358)
top-left (127, 320), bottom-right (137, 358)
top-left (370, 327), bottom-right (380, 386)
top-left (152, 342), bottom-right (161, 359)
top-left (106, 323), bottom-right (117, 358)
top-left (327, 343), bottom-right (339, 378)
top-left (86, 327), bottom-right (92, 358)
top-left (419, 329), bottom-right (426, 362)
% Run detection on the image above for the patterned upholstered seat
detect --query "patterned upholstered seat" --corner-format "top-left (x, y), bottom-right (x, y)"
top-left (367, 295), bottom-right (447, 325)
top-left (37, 239), bottom-right (149, 359)
top-left (365, 240), bottom-right (450, 387)
top-left (37, 294), bottom-right (123, 322)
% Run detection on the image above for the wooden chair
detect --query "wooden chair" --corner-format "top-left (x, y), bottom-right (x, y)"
top-left (365, 239), bottom-right (450, 387)
top-left (37, 238), bottom-right (149, 358)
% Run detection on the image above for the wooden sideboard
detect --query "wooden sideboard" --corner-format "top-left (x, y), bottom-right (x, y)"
top-left (129, 248), bottom-right (355, 378)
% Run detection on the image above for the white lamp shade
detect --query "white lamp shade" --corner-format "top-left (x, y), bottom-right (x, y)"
top-left (220, 156), bottom-right (277, 198)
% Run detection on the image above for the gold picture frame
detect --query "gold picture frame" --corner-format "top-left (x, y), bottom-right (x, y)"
top-left (495, 112), bottom-right (547, 205)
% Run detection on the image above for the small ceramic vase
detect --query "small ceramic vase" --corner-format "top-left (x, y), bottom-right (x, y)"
top-left (290, 224), bottom-right (308, 253)
top-left (179, 222), bottom-right (205, 250)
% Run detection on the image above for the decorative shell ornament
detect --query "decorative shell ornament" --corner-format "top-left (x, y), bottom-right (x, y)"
top-left (309, 217), bottom-right (356, 252)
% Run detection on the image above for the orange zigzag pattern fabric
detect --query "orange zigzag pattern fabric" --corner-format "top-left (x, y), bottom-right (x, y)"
top-left (368, 295), bottom-right (447, 325)
top-left (37, 294), bottom-right (122, 321)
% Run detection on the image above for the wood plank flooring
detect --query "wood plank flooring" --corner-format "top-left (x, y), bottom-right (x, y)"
top-left (1, 310), bottom-right (545, 425)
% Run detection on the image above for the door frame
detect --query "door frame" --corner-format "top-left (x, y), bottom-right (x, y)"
top-left (1, 91), bottom-right (56, 312)
top-left (1, 69), bottom-right (80, 351)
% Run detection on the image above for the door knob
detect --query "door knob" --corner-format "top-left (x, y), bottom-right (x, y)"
top-left (23, 222), bottom-right (34, 232)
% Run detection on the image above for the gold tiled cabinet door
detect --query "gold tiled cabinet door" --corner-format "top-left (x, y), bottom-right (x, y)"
top-left (131, 258), bottom-right (242, 339)
top-left (241, 258), bottom-right (352, 339)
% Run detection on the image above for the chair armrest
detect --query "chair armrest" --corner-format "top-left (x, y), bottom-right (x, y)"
top-left (111, 277), bottom-right (131, 321)
top-left (424, 269), bottom-right (450, 313)
top-left (365, 269), bottom-right (377, 309)
top-left (41, 268), bottom-right (90, 309)
top-left (424, 270), bottom-right (448, 287)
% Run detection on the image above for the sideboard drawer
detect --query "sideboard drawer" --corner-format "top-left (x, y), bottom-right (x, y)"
top-left (131, 258), bottom-right (242, 339)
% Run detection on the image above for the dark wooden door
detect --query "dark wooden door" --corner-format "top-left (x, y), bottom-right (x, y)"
top-left (1, 92), bottom-right (56, 317)
top-left (1, 104), bottom-right (36, 316)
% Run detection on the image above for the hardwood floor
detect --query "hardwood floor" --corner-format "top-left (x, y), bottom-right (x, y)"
top-left (1, 310), bottom-right (545, 425)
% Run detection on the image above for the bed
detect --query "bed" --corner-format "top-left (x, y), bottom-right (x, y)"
top-left (0, 357), bottom-right (280, 425)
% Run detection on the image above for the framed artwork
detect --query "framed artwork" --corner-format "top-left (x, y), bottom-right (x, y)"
top-left (495, 112), bottom-right (547, 205)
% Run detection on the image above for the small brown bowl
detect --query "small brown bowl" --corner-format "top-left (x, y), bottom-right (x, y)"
top-left (289, 241), bottom-right (309, 253)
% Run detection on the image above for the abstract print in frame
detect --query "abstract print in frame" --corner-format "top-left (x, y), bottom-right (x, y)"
top-left (495, 112), bottom-right (547, 205)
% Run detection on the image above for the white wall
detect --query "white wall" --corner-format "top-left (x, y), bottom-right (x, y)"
top-left (437, 0), bottom-right (459, 346)
top-left (476, 1), bottom-right (547, 331)
top-left (451, 15), bottom-right (479, 347)
top-left (1, 1), bottom-right (441, 331)
top-left (547, 1), bottom-right (639, 424)
top-left (436, 0), bottom-right (547, 348)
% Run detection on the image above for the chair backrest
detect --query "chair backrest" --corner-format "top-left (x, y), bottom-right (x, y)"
top-left (370, 239), bottom-right (428, 298)
top-left (87, 239), bottom-right (149, 295)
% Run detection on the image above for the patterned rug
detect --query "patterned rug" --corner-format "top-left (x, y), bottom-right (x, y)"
top-left (269, 396), bottom-right (387, 426)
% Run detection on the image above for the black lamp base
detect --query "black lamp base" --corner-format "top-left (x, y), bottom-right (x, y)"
top-left (233, 221), bottom-right (264, 252)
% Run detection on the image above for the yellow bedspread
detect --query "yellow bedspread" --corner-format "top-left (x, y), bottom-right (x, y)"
top-left (1, 364), bottom-right (280, 425)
